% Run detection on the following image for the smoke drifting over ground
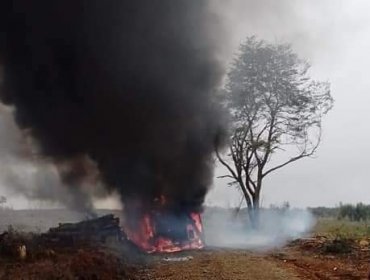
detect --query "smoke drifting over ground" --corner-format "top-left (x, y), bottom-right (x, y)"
top-left (204, 208), bottom-right (315, 250)
top-left (0, 1), bottom-right (226, 212)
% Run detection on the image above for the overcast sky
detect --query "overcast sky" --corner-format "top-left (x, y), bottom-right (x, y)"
top-left (1, 1), bottom-right (370, 209)
top-left (207, 0), bottom-right (370, 208)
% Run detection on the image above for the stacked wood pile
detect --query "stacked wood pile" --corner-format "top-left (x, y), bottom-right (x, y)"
top-left (42, 214), bottom-right (123, 245)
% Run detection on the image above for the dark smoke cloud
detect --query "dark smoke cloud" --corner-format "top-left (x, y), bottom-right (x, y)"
top-left (0, 103), bottom-right (105, 213)
top-left (0, 1), bottom-right (226, 212)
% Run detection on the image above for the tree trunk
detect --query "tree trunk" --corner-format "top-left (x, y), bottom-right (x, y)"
top-left (247, 194), bottom-right (260, 229)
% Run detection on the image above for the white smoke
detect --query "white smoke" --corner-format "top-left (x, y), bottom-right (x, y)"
top-left (203, 207), bottom-right (315, 250)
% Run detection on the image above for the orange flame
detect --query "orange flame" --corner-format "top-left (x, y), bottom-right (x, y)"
top-left (123, 211), bottom-right (204, 253)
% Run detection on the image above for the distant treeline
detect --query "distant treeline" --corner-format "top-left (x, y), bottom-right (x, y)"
top-left (309, 203), bottom-right (370, 221)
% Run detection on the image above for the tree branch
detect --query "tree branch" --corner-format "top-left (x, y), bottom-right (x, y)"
top-left (217, 175), bottom-right (236, 179)
top-left (262, 127), bottom-right (321, 178)
top-left (215, 147), bottom-right (239, 182)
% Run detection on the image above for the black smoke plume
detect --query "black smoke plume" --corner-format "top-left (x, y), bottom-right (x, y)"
top-left (0, 1), bottom-right (225, 213)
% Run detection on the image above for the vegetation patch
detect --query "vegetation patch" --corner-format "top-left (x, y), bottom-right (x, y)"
top-left (322, 238), bottom-right (354, 254)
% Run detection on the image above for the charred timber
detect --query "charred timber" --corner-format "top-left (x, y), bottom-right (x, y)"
top-left (43, 214), bottom-right (122, 244)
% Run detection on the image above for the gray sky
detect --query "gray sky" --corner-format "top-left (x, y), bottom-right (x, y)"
top-left (207, 0), bottom-right (370, 208)
top-left (1, 1), bottom-right (370, 209)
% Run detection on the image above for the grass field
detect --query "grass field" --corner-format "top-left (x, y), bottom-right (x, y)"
top-left (313, 217), bottom-right (370, 239)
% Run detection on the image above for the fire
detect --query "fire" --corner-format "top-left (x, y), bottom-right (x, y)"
top-left (122, 198), bottom-right (204, 253)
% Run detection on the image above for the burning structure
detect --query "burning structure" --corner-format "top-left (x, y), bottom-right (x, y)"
top-left (43, 212), bottom-right (203, 253)
top-left (123, 198), bottom-right (204, 253)
top-left (0, 1), bottom-right (226, 253)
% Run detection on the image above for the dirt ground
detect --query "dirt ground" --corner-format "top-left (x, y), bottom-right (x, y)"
top-left (274, 237), bottom-right (370, 280)
top-left (133, 244), bottom-right (370, 280)
top-left (1, 242), bottom-right (369, 280)
top-left (135, 250), bottom-right (301, 280)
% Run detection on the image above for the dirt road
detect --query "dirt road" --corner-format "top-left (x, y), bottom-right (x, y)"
top-left (134, 250), bottom-right (301, 280)
top-left (1, 239), bottom-right (368, 279)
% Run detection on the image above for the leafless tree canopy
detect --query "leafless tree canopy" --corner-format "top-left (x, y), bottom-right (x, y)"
top-left (217, 37), bottom-right (333, 218)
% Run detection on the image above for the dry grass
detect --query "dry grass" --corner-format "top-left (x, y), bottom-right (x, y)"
top-left (313, 218), bottom-right (370, 239)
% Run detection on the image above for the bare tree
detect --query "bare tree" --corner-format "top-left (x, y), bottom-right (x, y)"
top-left (216, 37), bottom-right (333, 225)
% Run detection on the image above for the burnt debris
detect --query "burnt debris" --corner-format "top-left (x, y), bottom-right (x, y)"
top-left (43, 214), bottom-right (122, 245)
